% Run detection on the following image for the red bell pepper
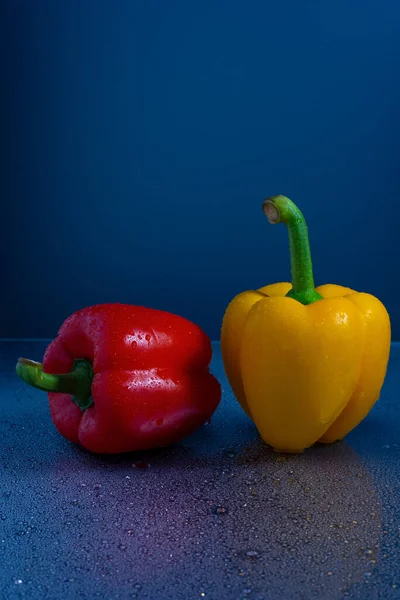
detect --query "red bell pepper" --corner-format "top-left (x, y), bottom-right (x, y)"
top-left (16, 304), bottom-right (221, 454)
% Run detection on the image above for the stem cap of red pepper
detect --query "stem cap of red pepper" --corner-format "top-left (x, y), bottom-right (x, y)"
top-left (16, 357), bottom-right (94, 411)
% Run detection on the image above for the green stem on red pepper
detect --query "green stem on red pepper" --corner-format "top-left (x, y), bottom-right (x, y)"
top-left (262, 195), bottom-right (323, 305)
top-left (16, 358), bottom-right (94, 410)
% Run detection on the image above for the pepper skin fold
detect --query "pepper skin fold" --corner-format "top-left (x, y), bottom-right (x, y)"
top-left (16, 304), bottom-right (221, 454)
top-left (221, 195), bottom-right (391, 453)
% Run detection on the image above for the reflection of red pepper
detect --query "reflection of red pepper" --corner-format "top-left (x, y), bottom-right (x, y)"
top-left (16, 304), bottom-right (221, 454)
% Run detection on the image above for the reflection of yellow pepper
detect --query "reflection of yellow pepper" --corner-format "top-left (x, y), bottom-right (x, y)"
top-left (221, 195), bottom-right (391, 453)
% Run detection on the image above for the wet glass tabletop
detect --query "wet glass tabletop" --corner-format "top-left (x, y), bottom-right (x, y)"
top-left (1, 341), bottom-right (400, 600)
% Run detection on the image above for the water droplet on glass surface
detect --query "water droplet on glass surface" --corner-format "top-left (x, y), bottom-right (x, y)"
top-left (133, 461), bottom-right (149, 469)
top-left (364, 571), bottom-right (372, 579)
top-left (214, 506), bottom-right (228, 515)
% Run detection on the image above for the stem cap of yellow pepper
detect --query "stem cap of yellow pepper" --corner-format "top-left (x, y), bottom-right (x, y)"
top-left (221, 195), bottom-right (391, 453)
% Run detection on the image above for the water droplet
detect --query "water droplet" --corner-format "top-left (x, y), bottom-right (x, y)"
top-left (365, 549), bottom-right (373, 556)
top-left (246, 550), bottom-right (259, 559)
top-left (133, 461), bottom-right (149, 469)
top-left (364, 572), bottom-right (372, 579)
top-left (214, 506), bottom-right (228, 515)
top-left (127, 529), bottom-right (135, 536)
top-left (14, 579), bottom-right (23, 585)
top-left (145, 334), bottom-right (151, 342)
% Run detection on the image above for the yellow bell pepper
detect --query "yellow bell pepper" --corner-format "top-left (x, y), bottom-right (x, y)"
top-left (221, 195), bottom-right (391, 453)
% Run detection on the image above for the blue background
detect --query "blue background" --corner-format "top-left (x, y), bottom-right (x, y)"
top-left (2, 0), bottom-right (400, 340)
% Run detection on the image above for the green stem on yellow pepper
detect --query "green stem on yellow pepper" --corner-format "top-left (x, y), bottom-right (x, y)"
top-left (16, 357), bottom-right (94, 410)
top-left (262, 195), bottom-right (323, 305)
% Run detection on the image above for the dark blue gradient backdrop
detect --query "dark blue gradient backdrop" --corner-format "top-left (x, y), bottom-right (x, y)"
top-left (2, 0), bottom-right (400, 340)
